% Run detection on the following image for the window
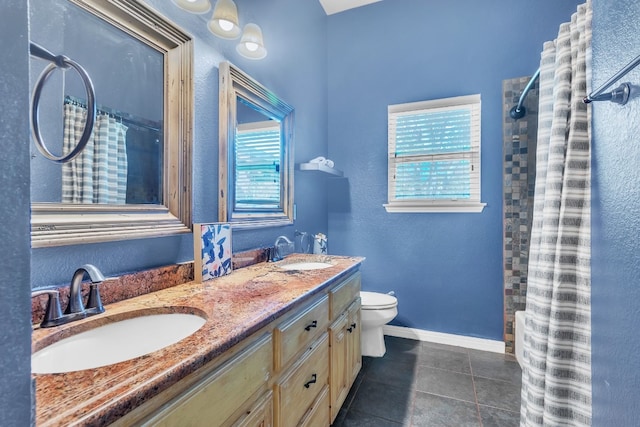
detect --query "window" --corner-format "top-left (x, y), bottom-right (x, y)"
top-left (235, 121), bottom-right (282, 210)
top-left (384, 94), bottom-right (486, 213)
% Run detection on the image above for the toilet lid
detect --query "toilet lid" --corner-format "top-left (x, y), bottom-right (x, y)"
top-left (360, 291), bottom-right (397, 310)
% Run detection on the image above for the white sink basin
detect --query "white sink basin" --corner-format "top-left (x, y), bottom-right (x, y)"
top-left (32, 313), bottom-right (206, 374)
top-left (279, 262), bottom-right (333, 271)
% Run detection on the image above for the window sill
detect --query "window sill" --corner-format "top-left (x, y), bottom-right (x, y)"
top-left (383, 202), bottom-right (487, 213)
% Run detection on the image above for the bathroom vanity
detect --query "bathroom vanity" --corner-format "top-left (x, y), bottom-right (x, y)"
top-left (32, 254), bottom-right (363, 426)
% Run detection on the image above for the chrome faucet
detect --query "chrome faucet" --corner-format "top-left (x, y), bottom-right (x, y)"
top-left (66, 264), bottom-right (105, 315)
top-left (272, 235), bottom-right (294, 261)
top-left (31, 264), bottom-right (105, 328)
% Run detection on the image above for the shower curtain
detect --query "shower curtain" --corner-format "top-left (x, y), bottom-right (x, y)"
top-left (62, 103), bottom-right (128, 204)
top-left (520, 1), bottom-right (592, 426)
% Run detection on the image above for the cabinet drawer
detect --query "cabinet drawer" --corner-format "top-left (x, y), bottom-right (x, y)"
top-left (299, 385), bottom-right (330, 427)
top-left (229, 390), bottom-right (273, 427)
top-left (274, 296), bottom-right (328, 371)
top-left (329, 272), bottom-right (361, 320)
top-left (144, 333), bottom-right (272, 427)
top-left (275, 333), bottom-right (329, 427)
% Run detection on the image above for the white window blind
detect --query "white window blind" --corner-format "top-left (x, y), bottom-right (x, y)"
top-left (384, 94), bottom-right (486, 213)
top-left (235, 121), bottom-right (281, 210)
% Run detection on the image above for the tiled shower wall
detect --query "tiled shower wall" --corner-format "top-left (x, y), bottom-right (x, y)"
top-left (502, 76), bottom-right (538, 354)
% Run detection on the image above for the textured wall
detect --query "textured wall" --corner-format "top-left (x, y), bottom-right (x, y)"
top-left (591, 1), bottom-right (640, 424)
top-left (0, 2), bottom-right (33, 425)
top-left (326, 0), bottom-right (582, 340)
top-left (30, 0), bottom-right (329, 288)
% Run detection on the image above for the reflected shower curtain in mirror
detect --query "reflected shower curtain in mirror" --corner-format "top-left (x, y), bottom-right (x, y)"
top-left (520, 1), bottom-right (592, 426)
top-left (62, 103), bottom-right (128, 204)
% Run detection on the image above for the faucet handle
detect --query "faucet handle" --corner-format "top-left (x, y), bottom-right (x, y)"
top-left (31, 290), bottom-right (64, 328)
top-left (85, 282), bottom-right (104, 314)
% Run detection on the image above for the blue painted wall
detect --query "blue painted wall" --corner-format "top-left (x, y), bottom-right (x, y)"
top-left (591, 1), bottom-right (640, 425)
top-left (0, 2), bottom-right (33, 424)
top-left (326, 0), bottom-right (582, 340)
top-left (30, 0), bottom-right (329, 288)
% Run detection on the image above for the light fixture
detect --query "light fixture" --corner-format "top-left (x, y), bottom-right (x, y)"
top-left (208, 0), bottom-right (241, 39)
top-left (171, 0), bottom-right (211, 14)
top-left (236, 23), bottom-right (267, 60)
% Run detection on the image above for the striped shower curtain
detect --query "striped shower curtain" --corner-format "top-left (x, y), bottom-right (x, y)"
top-left (62, 103), bottom-right (128, 204)
top-left (520, 1), bottom-right (592, 426)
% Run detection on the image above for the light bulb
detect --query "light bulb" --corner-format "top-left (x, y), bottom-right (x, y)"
top-left (245, 42), bottom-right (259, 52)
top-left (218, 19), bottom-right (234, 31)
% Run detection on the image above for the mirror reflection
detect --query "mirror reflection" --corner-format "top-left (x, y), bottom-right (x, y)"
top-left (219, 62), bottom-right (294, 228)
top-left (29, 0), bottom-right (192, 248)
top-left (234, 98), bottom-right (282, 211)
top-left (30, 0), bottom-right (164, 206)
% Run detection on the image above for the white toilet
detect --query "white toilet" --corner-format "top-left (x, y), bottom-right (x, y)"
top-left (359, 291), bottom-right (398, 357)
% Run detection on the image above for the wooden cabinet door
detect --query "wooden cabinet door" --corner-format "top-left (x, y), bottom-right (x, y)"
top-left (274, 334), bottom-right (329, 427)
top-left (346, 300), bottom-right (362, 384)
top-left (329, 313), bottom-right (349, 423)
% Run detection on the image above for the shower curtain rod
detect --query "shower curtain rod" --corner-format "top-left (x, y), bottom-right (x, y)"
top-left (584, 52), bottom-right (640, 105)
top-left (64, 95), bottom-right (162, 132)
top-left (509, 68), bottom-right (540, 120)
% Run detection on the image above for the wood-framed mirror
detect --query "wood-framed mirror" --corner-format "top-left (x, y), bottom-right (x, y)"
top-left (29, 0), bottom-right (193, 248)
top-left (218, 62), bottom-right (294, 229)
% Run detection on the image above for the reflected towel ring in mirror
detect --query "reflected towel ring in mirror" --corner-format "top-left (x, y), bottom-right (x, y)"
top-left (30, 42), bottom-right (96, 164)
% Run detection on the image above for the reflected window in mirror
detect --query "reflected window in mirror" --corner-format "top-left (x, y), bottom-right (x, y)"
top-left (219, 62), bottom-right (294, 228)
top-left (29, 0), bottom-right (193, 247)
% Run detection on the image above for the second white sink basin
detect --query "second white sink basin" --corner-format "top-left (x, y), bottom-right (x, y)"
top-left (279, 262), bottom-right (333, 271)
top-left (32, 313), bottom-right (206, 374)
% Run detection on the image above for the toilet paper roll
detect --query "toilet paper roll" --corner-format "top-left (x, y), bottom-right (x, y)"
top-left (309, 156), bottom-right (325, 164)
top-left (323, 159), bottom-right (335, 168)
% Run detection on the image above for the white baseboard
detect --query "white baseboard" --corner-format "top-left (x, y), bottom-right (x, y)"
top-left (383, 325), bottom-right (505, 354)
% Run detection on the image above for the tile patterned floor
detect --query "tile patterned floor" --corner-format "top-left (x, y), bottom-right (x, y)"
top-left (332, 336), bottom-right (522, 427)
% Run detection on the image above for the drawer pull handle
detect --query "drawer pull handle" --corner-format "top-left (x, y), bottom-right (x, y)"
top-left (304, 374), bottom-right (317, 389)
top-left (347, 323), bottom-right (357, 333)
top-left (304, 320), bottom-right (318, 331)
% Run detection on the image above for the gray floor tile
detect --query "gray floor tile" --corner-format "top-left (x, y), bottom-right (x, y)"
top-left (382, 337), bottom-right (422, 364)
top-left (411, 391), bottom-right (481, 427)
top-left (348, 379), bottom-right (413, 425)
top-left (340, 338), bottom-right (523, 427)
top-left (335, 409), bottom-right (404, 427)
top-left (418, 346), bottom-right (472, 374)
top-left (469, 352), bottom-right (522, 383)
top-left (479, 405), bottom-right (521, 427)
top-left (421, 340), bottom-right (470, 354)
top-left (474, 376), bottom-right (522, 412)
top-left (363, 357), bottom-right (418, 390)
top-left (414, 365), bottom-right (476, 403)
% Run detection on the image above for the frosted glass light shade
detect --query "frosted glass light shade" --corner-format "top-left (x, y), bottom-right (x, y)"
top-left (236, 23), bottom-right (267, 60)
top-left (171, 0), bottom-right (211, 14)
top-left (208, 0), bottom-right (241, 39)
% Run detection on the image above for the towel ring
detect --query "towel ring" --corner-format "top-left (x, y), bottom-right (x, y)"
top-left (30, 46), bottom-right (96, 163)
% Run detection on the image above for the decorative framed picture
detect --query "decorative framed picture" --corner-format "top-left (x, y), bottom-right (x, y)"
top-left (193, 223), bottom-right (232, 283)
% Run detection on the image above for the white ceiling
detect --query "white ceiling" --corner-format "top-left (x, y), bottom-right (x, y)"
top-left (318, 0), bottom-right (382, 15)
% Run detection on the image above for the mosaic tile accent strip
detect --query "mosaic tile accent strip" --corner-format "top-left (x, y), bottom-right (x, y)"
top-left (502, 76), bottom-right (538, 354)
top-left (194, 223), bottom-right (233, 283)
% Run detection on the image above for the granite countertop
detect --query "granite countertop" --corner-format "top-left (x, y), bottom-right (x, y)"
top-left (32, 254), bottom-right (364, 426)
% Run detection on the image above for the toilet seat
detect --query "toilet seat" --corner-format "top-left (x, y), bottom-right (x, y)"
top-left (360, 291), bottom-right (397, 310)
